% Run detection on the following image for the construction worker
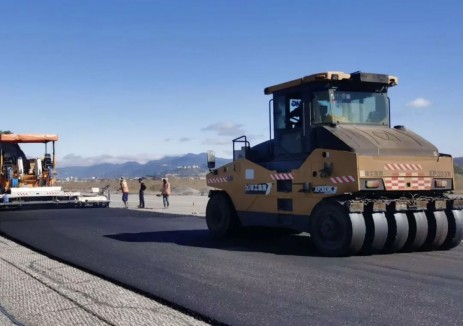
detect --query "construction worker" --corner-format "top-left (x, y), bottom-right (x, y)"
top-left (118, 177), bottom-right (129, 208)
top-left (138, 178), bottom-right (146, 208)
top-left (161, 178), bottom-right (171, 208)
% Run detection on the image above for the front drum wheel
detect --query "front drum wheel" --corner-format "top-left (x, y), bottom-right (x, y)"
top-left (206, 193), bottom-right (239, 238)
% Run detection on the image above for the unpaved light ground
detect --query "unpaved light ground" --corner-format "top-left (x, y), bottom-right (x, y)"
top-left (58, 178), bottom-right (211, 196)
top-left (58, 178), bottom-right (212, 215)
top-left (109, 193), bottom-right (209, 216)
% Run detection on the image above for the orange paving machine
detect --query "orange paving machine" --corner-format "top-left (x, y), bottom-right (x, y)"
top-left (0, 133), bottom-right (109, 209)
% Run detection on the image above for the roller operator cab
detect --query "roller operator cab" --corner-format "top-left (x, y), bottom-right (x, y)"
top-left (206, 71), bottom-right (463, 256)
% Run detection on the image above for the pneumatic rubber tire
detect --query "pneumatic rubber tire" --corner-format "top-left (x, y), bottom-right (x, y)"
top-left (310, 200), bottom-right (366, 257)
top-left (440, 209), bottom-right (463, 250)
top-left (206, 193), bottom-right (239, 238)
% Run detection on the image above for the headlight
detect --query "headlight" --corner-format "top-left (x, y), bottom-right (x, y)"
top-left (433, 179), bottom-right (452, 190)
top-left (360, 179), bottom-right (385, 190)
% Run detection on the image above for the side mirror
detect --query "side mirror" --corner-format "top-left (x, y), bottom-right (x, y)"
top-left (207, 150), bottom-right (216, 170)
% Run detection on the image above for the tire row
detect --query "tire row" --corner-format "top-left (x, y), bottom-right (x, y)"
top-left (309, 200), bottom-right (463, 256)
top-left (347, 208), bottom-right (463, 256)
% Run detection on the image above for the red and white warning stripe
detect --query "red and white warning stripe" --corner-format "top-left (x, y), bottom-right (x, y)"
top-left (383, 173), bottom-right (431, 190)
top-left (207, 177), bottom-right (229, 184)
top-left (270, 173), bottom-right (294, 180)
top-left (384, 163), bottom-right (422, 171)
top-left (330, 176), bottom-right (356, 184)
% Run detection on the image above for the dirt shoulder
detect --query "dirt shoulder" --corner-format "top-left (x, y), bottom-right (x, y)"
top-left (58, 178), bottom-right (211, 196)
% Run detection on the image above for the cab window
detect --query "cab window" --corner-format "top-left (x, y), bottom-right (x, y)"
top-left (311, 90), bottom-right (389, 126)
top-left (274, 94), bottom-right (302, 130)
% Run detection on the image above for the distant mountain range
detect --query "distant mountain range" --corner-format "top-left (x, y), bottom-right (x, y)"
top-left (455, 157), bottom-right (463, 174)
top-left (58, 154), bottom-right (463, 180)
top-left (454, 157), bottom-right (463, 166)
top-left (58, 153), bottom-right (231, 179)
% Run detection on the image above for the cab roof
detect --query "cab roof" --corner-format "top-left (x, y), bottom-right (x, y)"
top-left (264, 71), bottom-right (399, 95)
top-left (0, 134), bottom-right (59, 143)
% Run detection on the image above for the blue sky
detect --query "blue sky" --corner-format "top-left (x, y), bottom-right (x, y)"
top-left (1, 0), bottom-right (462, 166)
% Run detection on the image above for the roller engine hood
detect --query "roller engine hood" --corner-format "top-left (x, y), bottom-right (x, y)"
top-left (314, 125), bottom-right (439, 156)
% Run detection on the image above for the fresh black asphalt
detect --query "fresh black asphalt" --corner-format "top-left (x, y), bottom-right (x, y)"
top-left (1, 208), bottom-right (462, 325)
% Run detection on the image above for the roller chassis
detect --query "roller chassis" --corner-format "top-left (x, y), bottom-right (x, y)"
top-left (207, 189), bottom-right (463, 256)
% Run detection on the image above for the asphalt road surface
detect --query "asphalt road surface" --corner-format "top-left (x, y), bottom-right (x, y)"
top-left (1, 207), bottom-right (462, 325)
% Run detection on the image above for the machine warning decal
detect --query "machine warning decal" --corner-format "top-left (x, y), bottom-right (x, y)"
top-left (245, 183), bottom-right (272, 195)
top-left (207, 176), bottom-right (232, 184)
top-left (330, 176), bottom-right (355, 184)
top-left (313, 186), bottom-right (337, 194)
top-left (270, 173), bottom-right (294, 180)
top-left (384, 163), bottom-right (422, 171)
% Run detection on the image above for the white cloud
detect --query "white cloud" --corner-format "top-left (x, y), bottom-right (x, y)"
top-left (202, 138), bottom-right (231, 146)
top-left (407, 98), bottom-right (432, 108)
top-left (59, 153), bottom-right (164, 167)
top-left (201, 122), bottom-right (245, 136)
